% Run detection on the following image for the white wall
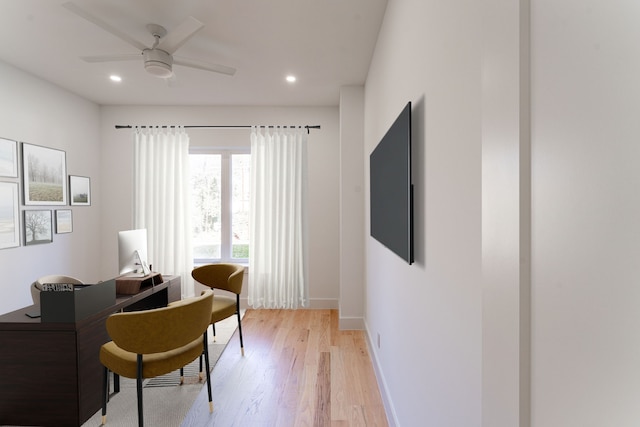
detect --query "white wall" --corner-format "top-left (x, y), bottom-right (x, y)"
top-left (0, 61), bottom-right (102, 314)
top-left (339, 86), bottom-right (365, 329)
top-left (364, 1), bottom-right (483, 426)
top-left (365, 0), bottom-right (640, 426)
top-left (99, 105), bottom-right (341, 307)
top-left (481, 0), bottom-right (531, 426)
top-left (530, 1), bottom-right (640, 425)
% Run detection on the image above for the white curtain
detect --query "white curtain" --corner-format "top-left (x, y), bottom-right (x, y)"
top-left (133, 126), bottom-right (194, 298)
top-left (248, 127), bottom-right (309, 308)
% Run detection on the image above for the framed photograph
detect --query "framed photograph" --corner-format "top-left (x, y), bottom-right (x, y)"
top-left (22, 143), bottom-right (67, 205)
top-left (0, 138), bottom-right (18, 178)
top-left (55, 209), bottom-right (73, 234)
top-left (24, 210), bottom-right (52, 245)
top-left (0, 182), bottom-right (20, 249)
top-left (69, 175), bottom-right (91, 206)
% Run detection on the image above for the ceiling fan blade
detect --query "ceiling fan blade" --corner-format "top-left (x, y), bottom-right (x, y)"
top-left (157, 16), bottom-right (204, 54)
top-left (80, 54), bottom-right (141, 63)
top-left (62, 2), bottom-right (148, 52)
top-left (174, 57), bottom-right (236, 76)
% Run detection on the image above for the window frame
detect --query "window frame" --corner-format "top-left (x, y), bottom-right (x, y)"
top-left (190, 147), bottom-right (250, 265)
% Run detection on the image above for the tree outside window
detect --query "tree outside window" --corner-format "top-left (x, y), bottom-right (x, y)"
top-left (190, 150), bottom-right (250, 263)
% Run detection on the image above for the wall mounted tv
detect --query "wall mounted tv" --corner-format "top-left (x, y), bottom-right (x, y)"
top-left (369, 102), bottom-right (414, 264)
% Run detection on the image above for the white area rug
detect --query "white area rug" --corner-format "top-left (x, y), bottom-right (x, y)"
top-left (81, 314), bottom-right (240, 427)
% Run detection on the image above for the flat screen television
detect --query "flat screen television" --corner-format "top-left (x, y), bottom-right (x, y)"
top-left (369, 102), bottom-right (414, 264)
top-left (118, 228), bottom-right (151, 276)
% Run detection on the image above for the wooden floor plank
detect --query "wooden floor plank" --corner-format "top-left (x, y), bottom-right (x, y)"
top-left (184, 309), bottom-right (388, 427)
top-left (314, 351), bottom-right (332, 426)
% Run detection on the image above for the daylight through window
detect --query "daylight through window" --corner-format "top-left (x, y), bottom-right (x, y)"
top-left (190, 150), bottom-right (250, 263)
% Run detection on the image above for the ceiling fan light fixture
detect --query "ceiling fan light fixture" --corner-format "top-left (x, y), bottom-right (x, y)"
top-left (145, 61), bottom-right (173, 78)
top-left (143, 49), bottom-right (173, 78)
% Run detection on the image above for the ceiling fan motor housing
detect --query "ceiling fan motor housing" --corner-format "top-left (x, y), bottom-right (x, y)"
top-left (143, 48), bottom-right (173, 78)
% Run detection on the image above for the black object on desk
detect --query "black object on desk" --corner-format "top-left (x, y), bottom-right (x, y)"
top-left (40, 279), bottom-right (116, 323)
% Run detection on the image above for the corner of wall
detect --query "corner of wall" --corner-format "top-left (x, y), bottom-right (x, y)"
top-left (338, 85), bottom-right (366, 325)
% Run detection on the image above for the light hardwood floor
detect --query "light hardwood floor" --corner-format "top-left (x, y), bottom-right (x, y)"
top-left (182, 309), bottom-right (389, 427)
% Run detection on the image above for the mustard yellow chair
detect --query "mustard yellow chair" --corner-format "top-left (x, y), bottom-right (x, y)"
top-left (31, 275), bottom-right (84, 305)
top-left (191, 263), bottom-right (246, 356)
top-left (100, 289), bottom-right (214, 427)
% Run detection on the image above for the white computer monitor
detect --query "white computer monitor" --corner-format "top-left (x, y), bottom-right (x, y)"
top-left (118, 228), bottom-right (150, 276)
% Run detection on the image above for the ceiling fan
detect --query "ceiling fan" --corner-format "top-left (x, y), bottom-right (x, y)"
top-left (62, 2), bottom-right (236, 79)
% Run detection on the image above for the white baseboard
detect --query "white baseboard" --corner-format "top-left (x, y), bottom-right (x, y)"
top-left (364, 323), bottom-right (399, 427)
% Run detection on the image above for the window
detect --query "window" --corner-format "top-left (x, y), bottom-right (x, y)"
top-left (190, 150), bottom-right (250, 263)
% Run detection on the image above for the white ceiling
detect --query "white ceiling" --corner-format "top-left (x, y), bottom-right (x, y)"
top-left (0, 0), bottom-right (387, 106)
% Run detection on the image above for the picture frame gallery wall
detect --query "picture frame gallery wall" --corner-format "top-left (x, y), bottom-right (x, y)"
top-left (0, 137), bottom-right (91, 249)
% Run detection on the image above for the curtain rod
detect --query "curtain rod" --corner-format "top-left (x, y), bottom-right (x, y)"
top-left (115, 124), bottom-right (321, 134)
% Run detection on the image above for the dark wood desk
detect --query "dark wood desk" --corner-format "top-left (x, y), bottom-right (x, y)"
top-left (0, 275), bottom-right (180, 427)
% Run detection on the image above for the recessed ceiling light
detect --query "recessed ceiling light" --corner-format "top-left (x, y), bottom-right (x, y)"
top-left (110, 75), bottom-right (122, 82)
top-left (286, 75), bottom-right (296, 83)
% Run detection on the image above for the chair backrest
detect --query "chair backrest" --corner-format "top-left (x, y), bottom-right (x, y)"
top-left (31, 275), bottom-right (84, 305)
top-left (191, 263), bottom-right (245, 295)
top-left (105, 289), bottom-right (214, 355)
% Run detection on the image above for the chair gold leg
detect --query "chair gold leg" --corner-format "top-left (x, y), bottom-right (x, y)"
top-left (209, 401), bottom-right (214, 413)
top-left (199, 371), bottom-right (204, 381)
top-left (180, 375), bottom-right (184, 385)
top-left (102, 415), bottom-right (106, 424)
top-left (241, 346), bottom-right (245, 357)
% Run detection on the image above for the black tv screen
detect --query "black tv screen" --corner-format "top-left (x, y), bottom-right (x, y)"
top-left (370, 102), bottom-right (413, 264)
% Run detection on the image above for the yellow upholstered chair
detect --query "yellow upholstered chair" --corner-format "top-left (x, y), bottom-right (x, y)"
top-left (100, 289), bottom-right (214, 427)
top-left (30, 275), bottom-right (84, 305)
top-left (191, 263), bottom-right (246, 356)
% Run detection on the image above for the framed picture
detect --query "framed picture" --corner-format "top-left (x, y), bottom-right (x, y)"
top-left (69, 175), bottom-right (91, 206)
top-left (55, 209), bottom-right (73, 234)
top-left (0, 138), bottom-right (18, 178)
top-left (22, 143), bottom-right (67, 205)
top-left (0, 182), bottom-right (20, 249)
top-left (24, 210), bottom-right (52, 245)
